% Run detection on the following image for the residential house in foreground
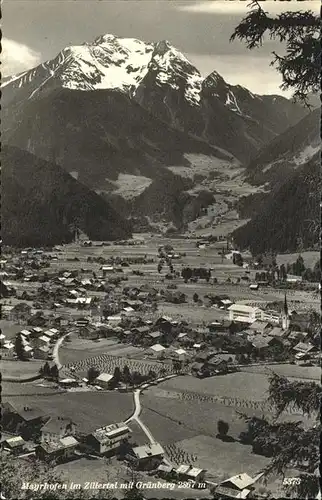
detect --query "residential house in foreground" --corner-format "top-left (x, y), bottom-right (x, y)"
top-left (127, 443), bottom-right (164, 470)
top-left (214, 473), bottom-right (255, 499)
top-left (94, 373), bottom-right (114, 389)
top-left (41, 417), bottom-right (76, 443)
top-left (2, 402), bottom-right (48, 438)
top-left (84, 422), bottom-right (130, 456)
top-left (1, 436), bottom-right (26, 456)
top-left (36, 436), bottom-right (79, 463)
top-left (176, 464), bottom-right (207, 482)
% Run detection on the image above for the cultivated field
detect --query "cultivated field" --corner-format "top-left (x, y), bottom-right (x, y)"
top-left (2, 381), bottom-right (64, 397)
top-left (240, 363), bottom-right (320, 381)
top-left (59, 335), bottom-right (145, 365)
top-left (63, 353), bottom-right (174, 379)
top-left (141, 393), bottom-right (271, 481)
top-left (1, 359), bottom-right (44, 379)
top-left (140, 369), bottom-right (316, 482)
top-left (5, 392), bottom-right (134, 434)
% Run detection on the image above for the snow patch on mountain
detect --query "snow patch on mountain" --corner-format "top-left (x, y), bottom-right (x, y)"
top-left (293, 143), bottom-right (320, 167)
top-left (106, 173), bottom-right (152, 199)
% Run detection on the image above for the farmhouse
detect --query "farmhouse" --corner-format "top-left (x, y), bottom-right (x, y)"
top-left (36, 436), bottom-right (79, 463)
top-left (1, 341), bottom-right (15, 358)
top-left (1, 436), bottom-right (26, 456)
top-left (268, 326), bottom-right (285, 338)
top-left (2, 402), bottom-right (48, 435)
top-left (249, 336), bottom-right (282, 353)
top-left (173, 348), bottom-right (188, 361)
top-left (293, 342), bottom-right (316, 360)
top-left (149, 344), bottom-right (166, 357)
top-left (94, 373), bottom-right (114, 389)
top-left (248, 321), bottom-right (270, 334)
top-left (176, 464), bottom-right (206, 482)
top-left (127, 443), bottom-right (164, 470)
top-left (214, 473), bottom-right (255, 499)
top-left (41, 417), bottom-right (76, 443)
top-left (33, 345), bottom-right (50, 360)
top-left (85, 423), bottom-right (130, 456)
top-left (23, 344), bottom-right (34, 358)
top-left (228, 304), bottom-right (262, 324)
top-left (59, 378), bottom-right (79, 388)
top-left (37, 335), bottom-right (51, 347)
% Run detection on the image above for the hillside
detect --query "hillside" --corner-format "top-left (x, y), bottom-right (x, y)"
top-left (245, 108), bottom-right (320, 187)
top-left (233, 153), bottom-right (320, 254)
top-left (2, 146), bottom-right (132, 247)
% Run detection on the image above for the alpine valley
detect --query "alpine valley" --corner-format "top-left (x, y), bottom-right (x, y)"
top-left (2, 33), bottom-right (319, 249)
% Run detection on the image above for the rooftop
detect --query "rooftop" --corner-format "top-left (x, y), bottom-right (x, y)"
top-left (221, 472), bottom-right (255, 490)
top-left (92, 423), bottom-right (130, 442)
top-left (95, 373), bottom-right (114, 383)
top-left (150, 343), bottom-right (166, 352)
top-left (228, 304), bottom-right (260, 313)
top-left (132, 443), bottom-right (164, 459)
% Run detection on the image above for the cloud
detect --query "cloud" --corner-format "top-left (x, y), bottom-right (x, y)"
top-left (2, 37), bottom-right (42, 76)
top-left (178, 1), bottom-right (320, 15)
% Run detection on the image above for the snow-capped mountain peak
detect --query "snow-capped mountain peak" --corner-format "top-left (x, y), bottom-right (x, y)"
top-left (2, 34), bottom-right (203, 106)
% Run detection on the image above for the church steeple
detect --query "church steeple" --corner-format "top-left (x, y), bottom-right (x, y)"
top-left (282, 293), bottom-right (290, 330)
top-left (284, 293), bottom-right (288, 316)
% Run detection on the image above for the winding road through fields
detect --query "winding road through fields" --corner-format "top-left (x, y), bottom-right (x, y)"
top-left (53, 332), bottom-right (73, 369)
top-left (125, 379), bottom-right (177, 467)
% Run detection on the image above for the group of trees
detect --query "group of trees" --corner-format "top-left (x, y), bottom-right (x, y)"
top-left (157, 245), bottom-right (175, 275)
top-left (87, 364), bottom-right (159, 389)
top-left (287, 256), bottom-right (320, 282)
top-left (232, 253), bottom-right (243, 267)
top-left (39, 362), bottom-right (59, 381)
top-left (254, 255), bottom-right (320, 284)
top-left (181, 267), bottom-right (211, 283)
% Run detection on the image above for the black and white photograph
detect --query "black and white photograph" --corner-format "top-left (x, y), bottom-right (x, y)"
top-left (1, 1), bottom-right (321, 499)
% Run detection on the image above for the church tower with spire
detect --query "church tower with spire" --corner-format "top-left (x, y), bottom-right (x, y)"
top-left (281, 293), bottom-right (290, 330)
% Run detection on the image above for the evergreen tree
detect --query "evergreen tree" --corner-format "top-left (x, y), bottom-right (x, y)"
top-left (43, 361), bottom-right (51, 378)
top-left (113, 366), bottom-right (122, 383)
top-left (181, 267), bottom-right (192, 283)
top-left (14, 333), bottom-right (26, 360)
top-left (279, 264), bottom-right (287, 281)
top-left (294, 254), bottom-right (306, 276)
top-left (239, 373), bottom-right (320, 498)
top-left (50, 364), bottom-right (59, 382)
top-left (230, 0), bottom-right (320, 103)
top-left (123, 365), bottom-right (131, 384)
top-left (217, 420), bottom-right (229, 438)
top-left (87, 366), bottom-right (100, 384)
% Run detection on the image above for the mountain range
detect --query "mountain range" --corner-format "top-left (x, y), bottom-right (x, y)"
top-left (2, 33), bottom-right (318, 249)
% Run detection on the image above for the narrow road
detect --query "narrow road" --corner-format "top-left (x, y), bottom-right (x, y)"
top-left (52, 333), bottom-right (71, 369)
top-left (126, 376), bottom-right (177, 467)
top-left (127, 388), bottom-right (156, 444)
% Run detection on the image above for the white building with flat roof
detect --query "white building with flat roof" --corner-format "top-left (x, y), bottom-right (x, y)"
top-left (228, 304), bottom-right (262, 324)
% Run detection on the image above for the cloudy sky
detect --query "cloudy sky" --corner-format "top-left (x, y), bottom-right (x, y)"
top-left (2, 0), bottom-right (320, 95)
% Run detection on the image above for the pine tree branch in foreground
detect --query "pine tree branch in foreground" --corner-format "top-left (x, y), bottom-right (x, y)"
top-left (237, 373), bottom-right (321, 498)
top-left (230, 1), bottom-right (321, 102)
